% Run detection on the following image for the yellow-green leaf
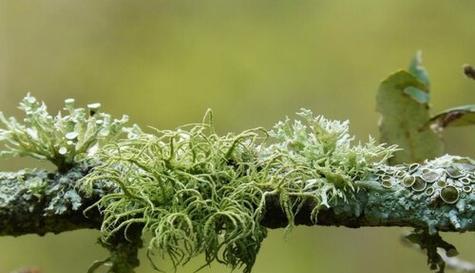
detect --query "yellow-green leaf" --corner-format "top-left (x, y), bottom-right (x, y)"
top-left (376, 71), bottom-right (444, 164)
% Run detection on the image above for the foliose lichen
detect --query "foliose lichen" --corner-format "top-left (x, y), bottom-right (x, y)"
top-left (0, 94), bottom-right (131, 172)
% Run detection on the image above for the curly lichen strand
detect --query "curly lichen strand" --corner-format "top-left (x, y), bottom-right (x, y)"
top-left (79, 110), bottom-right (399, 273)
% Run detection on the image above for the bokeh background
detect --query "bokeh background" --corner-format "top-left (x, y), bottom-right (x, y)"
top-left (1, 1), bottom-right (475, 272)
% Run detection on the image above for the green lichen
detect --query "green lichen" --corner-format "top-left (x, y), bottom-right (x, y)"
top-left (82, 109), bottom-right (397, 273)
top-left (261, 109), bottom-right (398, 224)
top-left (82, 114), bottom-right (268, 272)
top-left (0, 94), bottom-right (130, 172)
top-left (0, 165), bottom-right (91, 217)
top-left (0, 164), bottom-right (97, 236)
top-left (367, 155), bottom-right (475, 235)
top-left (3, 95), bottom-right (475, 273)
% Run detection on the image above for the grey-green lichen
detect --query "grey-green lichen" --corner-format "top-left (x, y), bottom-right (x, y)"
top-left (0, 94), bottom-right (131, 172)
top-left (0, 168), bottom-right (84, 216)
top-left (364, 155), bottom-right (475, 234)
top-left (0, 163), bottom-right (99, 236)
top-left (81, 109), bottom-right (397, 272)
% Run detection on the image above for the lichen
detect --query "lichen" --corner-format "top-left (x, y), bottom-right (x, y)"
top-left (0, 164), bottom-right (92, 216)
top-left (0, 94), bottom-right (131, 172)
top-left (0, 163), bottom-right (98, 236)
top-left (82, 109), bottom-right (397, 273)
top-left (363, 155), bottom-right (475, 235)
top-left (5, 95), bottom-right (472, 273)
top-left (261, 109), bottom-right (398, 224)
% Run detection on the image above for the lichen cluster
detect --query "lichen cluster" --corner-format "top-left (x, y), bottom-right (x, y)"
top-left (0, 164), bottom-right (95, 236)
top-left (83, 118), bottom-right (268, 272)
top-left (374, 155), bottom-right (475, 206)
top-left (357, 155), bottom-right (475, 238)
top-left (0, 94), bottom-right (130, 172)
top-left (6, 95), bottom-right (471, 273)
top-left (81, 109), bottom-right (397, 272)
top-left (1, 53), bottom-right (475, 273)
top-left (258, 109), bottom-right (398, 224)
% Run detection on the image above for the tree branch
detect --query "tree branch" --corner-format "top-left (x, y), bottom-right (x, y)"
top-left (0, 165), bottom-right (101, 236)
top-left (2, 93), bottom-right (474, 273)
top-left (2, 155), bottom-right (474, 238)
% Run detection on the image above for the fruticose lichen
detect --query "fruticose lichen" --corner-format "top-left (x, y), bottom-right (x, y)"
top-left (81, 109), bottom-right (397, 272)
top-left (0, 94), bottom-right (130, 172)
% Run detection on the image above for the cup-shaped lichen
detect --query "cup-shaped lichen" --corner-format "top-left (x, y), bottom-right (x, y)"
top-left (408, 163), bottom-right (420, 174)
top-left (403, 176), bottom-right (416, 187)
top-left (446, 167), bottom-right (464, 179)
top-left (421, 170), bottom-right (441, 183)
top-left (425, 186), bottom-right (435, 196)
top-left (411, 177), bottom-right (427, 192)
top-left (440, 185), bottom-right (460, 204)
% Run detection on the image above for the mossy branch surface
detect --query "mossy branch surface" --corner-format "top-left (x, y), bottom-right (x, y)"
top-left (2, 96), bottom-right (475, 273)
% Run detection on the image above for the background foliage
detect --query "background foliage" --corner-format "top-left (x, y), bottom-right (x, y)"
top-left (1, 1), bottom-right (475, 273)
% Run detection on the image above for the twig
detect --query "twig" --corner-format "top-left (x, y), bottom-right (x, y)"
top-left (463, 64), bottom-right (475, 80)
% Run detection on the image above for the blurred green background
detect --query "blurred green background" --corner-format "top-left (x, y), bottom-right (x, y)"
top-left (1, 1), bottom-right (475, 272)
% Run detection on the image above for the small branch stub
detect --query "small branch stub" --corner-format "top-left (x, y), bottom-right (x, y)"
top-left (463, 64), bottom-right (475, 80)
